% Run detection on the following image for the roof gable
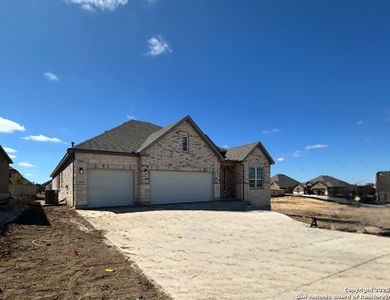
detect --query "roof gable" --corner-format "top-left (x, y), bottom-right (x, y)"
top-left (271, 174), bottom-right (300, 188)
top-left (0, 145), bottom-right (13, 164)
top-left (225, 142), bottom-right (275, 164)
top-left (307, 175), bottom-right (351, 188)
top-left (138, 116), bottom-right (224, 159)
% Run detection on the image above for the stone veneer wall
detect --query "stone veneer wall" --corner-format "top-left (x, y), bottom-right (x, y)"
top-left (234, 147), bottom-right (271, 209)
top-left (73, 152), bottom-right (139, 208)
top-left (52, 161), bottom-right (73, 206)
top-left (139, 121), bottom-right (221, 203)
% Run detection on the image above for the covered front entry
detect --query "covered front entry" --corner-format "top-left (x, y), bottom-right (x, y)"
top-left (87, 169), bottom-right (134, 208)
top-left (220, 162), bottom-right (236, 199)
top-left (150, 170), bottom-right (213, 204)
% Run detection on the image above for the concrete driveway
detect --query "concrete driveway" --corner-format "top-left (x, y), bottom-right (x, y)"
top-left (78, 202), bottom-right (390, 300)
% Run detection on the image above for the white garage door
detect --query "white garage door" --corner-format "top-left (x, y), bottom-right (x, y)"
top-left (87, 169), bottom-right (134, 208)
top-left (151, 171), bottom-right (213, 204)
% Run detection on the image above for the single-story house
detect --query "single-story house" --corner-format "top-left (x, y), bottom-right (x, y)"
top-left (51, 115), bottom-right (274, 209)
top-left (305, 175), bottom-right (354, 197)
top-left (271, 174), bottom-right (300, 194)
top-left (376, 171), bottom-right (390, 204)
top-left (9, 166), bottom-right (37, 198)
top-left (356, 183), bottom-right (376, 203)
top-left (293, 183), bottom-right (305, 195)
top-left (41, 180), bottom-right (52, 191)
top-left (0, 145), bottom-right (13, 200)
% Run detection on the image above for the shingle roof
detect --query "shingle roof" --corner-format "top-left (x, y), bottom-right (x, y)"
top-left (137, 120), bottom-right (180, 153)
top-left (376, 171), bottom-right (390, 192)
top-left (225, 142), bottom-right (258, 161)
top-left (225, 142), bottom-right (275, 164)
top-left (271, 174), bottom-right (300, 189)
top-left (306, 175), bottom-right (351, 188)
top-left (75, 120), bottom-right (162, 153)
top-left (52, 116), bottom-right (274, 177)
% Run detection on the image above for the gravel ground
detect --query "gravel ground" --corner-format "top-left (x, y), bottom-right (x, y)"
top-left (79, 206), bottom-right (390, 300)
top-left (0, 204), bottom-right (169, 300)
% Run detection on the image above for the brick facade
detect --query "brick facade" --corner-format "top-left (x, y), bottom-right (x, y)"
top-left (52, 119), bottom-right (272, 209)
top-left (139, 121), bottom-right (221, 203)
top-left (73, 153), bottom-right (138, 208)
top-left (234, 147), bottom-right (271, 208)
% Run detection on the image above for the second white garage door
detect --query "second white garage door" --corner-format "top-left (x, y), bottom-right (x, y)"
top-left (88, 169), bottom-right (134, 208)
top-left (150, 171), bottom-right (213, 204)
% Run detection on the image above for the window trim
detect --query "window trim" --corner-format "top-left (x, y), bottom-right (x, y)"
top-left (181, 136), bottom-right (189, 152)
top-left (249, 166), bottom-right (263, 189)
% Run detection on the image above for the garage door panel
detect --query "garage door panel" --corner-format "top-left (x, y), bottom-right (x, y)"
top-left (151, 171), bottom-right (212, 204)
top-left (88, 169), bottom-right (134, 208)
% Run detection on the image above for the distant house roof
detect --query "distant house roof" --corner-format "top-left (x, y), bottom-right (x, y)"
top-left (225, 142), bottom-right (275, 164)
top-left (271, 174), bottom-right (300, 189)
top-left (0, 145), bottom-right (13, 164)
top-left (376, 171), bottom-right (390, 192)
top-left (306, 175), bottom-right (351, 188)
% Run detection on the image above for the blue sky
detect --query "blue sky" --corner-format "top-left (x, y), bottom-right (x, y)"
top-left (1, 0), bottom-right (390, 184)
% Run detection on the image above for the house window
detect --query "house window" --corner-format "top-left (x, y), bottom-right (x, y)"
top-left (249, 167), bottom-right (263, 188)
top-left (182, 136), bottom-right (189, 152)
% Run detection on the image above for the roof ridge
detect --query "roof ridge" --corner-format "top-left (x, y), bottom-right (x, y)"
top-left (227, 141), bottom-right (258, 150)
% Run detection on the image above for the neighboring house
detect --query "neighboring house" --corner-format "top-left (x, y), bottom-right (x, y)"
top-left (51, 116), bottom-right (274, 209)
top-left (376, 171), bottom-right (390, 204)
top-left (271, 174), bottom-right (300, 194)
top-left (0, 145), bottom-right (13, 200)
top-left (9, 166), bottom-right (32, 185)
top-left (305, 175), bottom-right (354, 198)
top-left (293, 183), bottom-right (305, 195)
top-left (9, 166), bottom-right (37, 198)
top-left (356, 183), bottom-right (376, 203)
top-left (42, 180), bottom-right (52, 191)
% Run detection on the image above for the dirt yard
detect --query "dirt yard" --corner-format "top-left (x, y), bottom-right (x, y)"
top-left (0, 204), bottom-right (169, 300)
top-left (272, 196), bottom-right (390, 235)
top-left (79, 206), bottom-right (390, 300)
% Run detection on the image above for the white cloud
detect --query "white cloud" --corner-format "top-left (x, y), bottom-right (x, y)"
top-left (44, 72), bottom-right (60, 82)
top-left (0, 117), bottom-right (26, 133)
top-left (291, 150), bottom-right (302, 158)
top-left (262, 129), bottom-right (280, 135)
top-left (22, 134), bottom-right (64, 143)
top-left (146, 35), bottom-right (172, 56)
top-left (65, 0), bottom-right (128, 11)
top-left (3, 147), bottom-right (17, 154)
top-left (356, 120), bottom-right (363, 126)
top-left (276, 157), bottom-right (285, 162)
top-left (18, 162), bottom-right (35, 168)
top-left (305, 144), bottom-right (329, 150)
top-left (126, 115), bottom-right (137, 120)
top-left (4, 147), bottom-right (17, 159)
